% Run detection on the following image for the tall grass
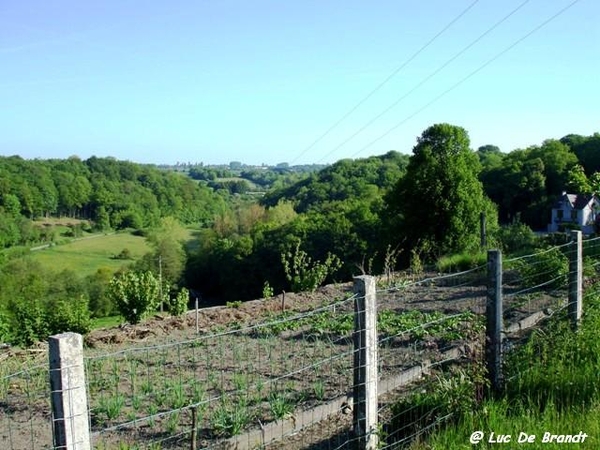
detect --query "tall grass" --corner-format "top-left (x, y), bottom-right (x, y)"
top-left (387, 288), bottom-right (600, 449)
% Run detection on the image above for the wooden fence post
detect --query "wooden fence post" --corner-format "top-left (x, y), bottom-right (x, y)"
top-left (353, 275), bottom-right (378, 450)
top-left (486, 250), bottom-right (503, 393)
top-left (569, 230), bottom-right (583, 329)
top-left (49, 332), bottom-right (91, 450)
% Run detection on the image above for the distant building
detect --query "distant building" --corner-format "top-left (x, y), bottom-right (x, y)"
top-left (548, 191), bottom-right (600, 234)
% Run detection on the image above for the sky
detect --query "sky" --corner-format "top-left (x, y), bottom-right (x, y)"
top-left (0, 0), bottom-right (598, 166)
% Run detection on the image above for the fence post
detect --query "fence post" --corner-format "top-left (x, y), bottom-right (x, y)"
top-left (49, 332), bottom-right (91, 450)
top-left (569, 230), bottom-right (583, 329)
top-left (353, 275), bottom-right (378, 450)
top-left (486, 250), bottom-right (503, 393)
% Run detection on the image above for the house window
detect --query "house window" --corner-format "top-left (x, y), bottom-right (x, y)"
top-left (571, 210), bottom-right (578, 221)
top-left (557, 210), bottom-right (563, 220)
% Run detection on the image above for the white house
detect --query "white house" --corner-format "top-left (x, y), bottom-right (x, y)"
top-left (548, 191), bottom-right (600, 234)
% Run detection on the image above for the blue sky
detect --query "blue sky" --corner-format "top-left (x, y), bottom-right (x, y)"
top-left (0, 0), bottom-right (597, 165)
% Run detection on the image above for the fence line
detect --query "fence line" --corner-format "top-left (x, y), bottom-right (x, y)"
top-left (1, 234), bottom-right (596, 449)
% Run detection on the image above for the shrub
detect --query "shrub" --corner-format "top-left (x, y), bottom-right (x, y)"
top-left (108, 271), bottom-right (160, 324)
top-left (281, 239), bottom-right (341, 292)
top-left (48, 297), bottom-right (92, 335)
top-left (514, 247), bottom-right (568, 289)
top-left (496, 222), bottom-right (537, 255)
top-left (168, 288), bottom-right (189, 316)
top-left (112, 248), bottom-right (132, 260)
top-left (10, 300), bottom-right (49, 347)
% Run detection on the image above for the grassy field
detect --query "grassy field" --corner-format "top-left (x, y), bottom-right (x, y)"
top-left (394, 291), bottom-right (600, 450)
top-left (29, 232), bottom-right (151, 277)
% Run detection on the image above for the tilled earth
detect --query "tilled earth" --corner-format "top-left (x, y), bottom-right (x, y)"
top-left (1, 273), bottom-right (564, 450)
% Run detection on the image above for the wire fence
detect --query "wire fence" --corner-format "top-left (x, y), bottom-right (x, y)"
top-left (1, 232), bottom-right (596, 449)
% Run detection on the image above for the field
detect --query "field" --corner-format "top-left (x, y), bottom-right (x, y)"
top-left (29, 232), bottom-right (151, 276)
top-left (1, 266), bottom-right (566, 450)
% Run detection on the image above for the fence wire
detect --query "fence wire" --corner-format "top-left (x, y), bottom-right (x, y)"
top-left (375, 266), bottom-right (487, 449)
top-left (0, 361), bottom-right (52, 450)
top-left (87, 295), bottom-right (358, 449)
top-left (2, 236), bottom-right (597, 450)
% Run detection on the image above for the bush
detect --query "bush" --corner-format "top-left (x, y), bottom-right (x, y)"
top-left (48, 297), bottom-right (92, 335)
top-left (0, 311), bottom-right (11, 343)
top-left (112, 248), bottom-right (132, 260)
top-left (108, 271), bottom-right (160, 324)
top-left (496, 222), bottom-right (537, 255)
top-left (281, 239), bottom-right (341, 292)
top-left (10, 300), bottom-right (49, 347)
top-left (514, 247), bottom-right (568, 289)
top-left (168, 288), bottom-right (189, 316)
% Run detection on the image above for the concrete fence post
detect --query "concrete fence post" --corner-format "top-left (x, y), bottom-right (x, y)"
top-left (49, 332), bottom-right (91, 450)
top-left (353, 275), bottom-right (378, 450)
top-left (486, 250), bottom-right (503, 393)
top-left (569, 230), bottom-right (583, 329)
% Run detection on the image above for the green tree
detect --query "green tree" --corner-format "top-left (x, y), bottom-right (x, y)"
top-left (567, 165), bottom-right (593, 194)
top-left (108, 271), bottom-right (160, 324)
top-left (281, 239), bottom-right (341, 292)
top-left (388, 123), bottom-right (496, 259)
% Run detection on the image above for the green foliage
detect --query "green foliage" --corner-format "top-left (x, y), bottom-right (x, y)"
top-left (10, 300), bottom-right (49, 347)
top-left (112, 248), bottom-right (132, 260)
top-left (0, 311), bottom-right (10, 343)
top-left (168, 287), bottom-right (189, 316)
top-left (406, 285), bottom-right (600, 449)
top-left (48, 297), bottom-right (92, 335)
top-left (262, 281), bottom-right (274, 298)
top-left (514, 247), bottom-right (568, 289)
top-left (108, 271), bottom-right (160, 324)
top-left (210, 398), bottom-right (252, 437)
top-left (268, 391), bottom-right (296, 419)
top-left (226, 300), bottom-right (242, 309)
top-left (436, 251), bottom-right (486, 273)
top-left (496, 222), bottom-right (538, 255)
top-left (388, 123), bottom-right (497, 260)
top-left (281, 239), bottom-right (341, 292)
top-left (388, 368), bottom-right (481, 444)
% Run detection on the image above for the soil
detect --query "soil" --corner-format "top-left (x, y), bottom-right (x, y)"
top-left (1, 272), bottom-right (564, 450)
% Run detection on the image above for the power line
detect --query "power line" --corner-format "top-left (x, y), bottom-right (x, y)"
top-left (350, 0), bottom-right (582, 159)
top-left (316, 0), bottom-right (532, 164)
top-left (288, 0), bottom-right (481, 165)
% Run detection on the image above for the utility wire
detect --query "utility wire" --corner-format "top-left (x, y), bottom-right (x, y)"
top-left (350, 0), bottom-right (581, 159)
top-left (316, 0), bottom-right (532, 164)
top-left (289, 0), bottom-right (481, 165)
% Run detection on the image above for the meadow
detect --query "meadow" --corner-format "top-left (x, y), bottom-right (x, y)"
top-left (30, 232), bottom-right (151, 277)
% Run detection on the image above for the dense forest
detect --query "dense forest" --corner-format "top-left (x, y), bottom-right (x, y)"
top-left (1, 125), bottom-right (599, 345)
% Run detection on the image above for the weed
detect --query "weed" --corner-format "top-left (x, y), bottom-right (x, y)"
top-left (166, 411), bottom-right (180, 434)
top-left (169, 381), bottom-right (187, 409)
top-left (233, 372), bottom-right (249, 392)
top-left (268, 391), bottom-right (295, 419)
top-left (313, 379), bottom-right (325, 401)
top-left (226, 300), bottom-right (242, 308)
top-left (97, 393), bottom-right (125, 421)
top-left (211, 399), bottom-right (252, 437)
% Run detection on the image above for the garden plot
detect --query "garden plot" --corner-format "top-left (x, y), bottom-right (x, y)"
top-left (1, 272), bottom-right (563, 449)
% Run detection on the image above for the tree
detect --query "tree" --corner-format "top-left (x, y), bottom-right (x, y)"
top-left (108, 271), bottom-right (160, 324)
top-left (387, 123), bottom-right (497, 259)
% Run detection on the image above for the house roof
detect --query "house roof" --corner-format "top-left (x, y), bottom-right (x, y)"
top-left (554, 192), bottom-right (599, 210)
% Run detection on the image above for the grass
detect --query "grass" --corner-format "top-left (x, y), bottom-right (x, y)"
top-left (410, 399), bottom-right (600, 449)
top-left (389, 290), bottom-right (600, 450)
top-left (436, 251), bottom-right (487, 273)
top-left (91, 315), bottom-right (123, 329)
top-left (29, 232), bottom-right (151, 276)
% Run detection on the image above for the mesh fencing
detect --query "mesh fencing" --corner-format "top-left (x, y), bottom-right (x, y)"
top-left (1, 235), bottom-right (595, 449)
top-left (87, 295), bottom-right (358, 449)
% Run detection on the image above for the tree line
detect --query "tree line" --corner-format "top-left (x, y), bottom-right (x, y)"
top-left (0, 155), bottom-right (229, 248)
top-left (1, 126), bottom-right (599, 345)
